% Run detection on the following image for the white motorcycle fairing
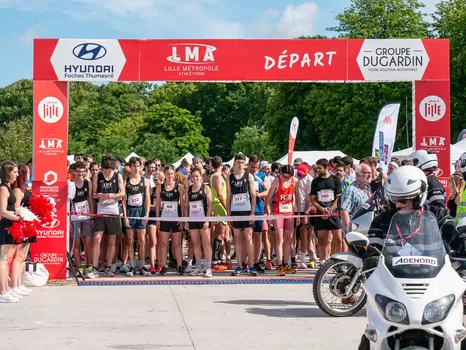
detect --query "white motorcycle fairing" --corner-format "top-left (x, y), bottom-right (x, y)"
top-left (364, 254), bottom-right (466, 350)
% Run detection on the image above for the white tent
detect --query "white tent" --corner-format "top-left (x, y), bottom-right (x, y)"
top-left (67, 155), bottom-right (75, 165)
top-left (125, 152), bottom-right (139, 163)
top-left (172, 152), bottom-right (195, 168)
top-left (275, 150), bottom-right (357, 166)
top-left (226, 152), bottom-right (249, 166)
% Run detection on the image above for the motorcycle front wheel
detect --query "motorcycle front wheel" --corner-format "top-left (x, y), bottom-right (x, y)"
top-left (313, 259), bottom-right (367, 317)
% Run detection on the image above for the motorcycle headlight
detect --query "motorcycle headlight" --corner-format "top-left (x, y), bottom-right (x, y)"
top-left (422, 294), bottom-right (455, 325)
top-left (375, 294), bottom-right (409, 325)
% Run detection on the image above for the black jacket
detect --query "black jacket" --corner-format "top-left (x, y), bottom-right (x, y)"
top-left (426, 174), bottom-right (446, 209)
top-left (368, 205), bottom-right (466, 253)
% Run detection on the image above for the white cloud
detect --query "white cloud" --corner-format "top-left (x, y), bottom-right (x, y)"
top-left (19, 25), bottom-right (47, 46)
top-left (264, 8), bottom-right (280, 18)
top-left (248, 2), bottom-right (320, 38)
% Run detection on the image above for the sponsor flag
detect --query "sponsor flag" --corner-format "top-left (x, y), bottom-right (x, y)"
top-left (288, 117), bottom-right (299, 165)
top-left (372, 103), bottom-right (401, 173)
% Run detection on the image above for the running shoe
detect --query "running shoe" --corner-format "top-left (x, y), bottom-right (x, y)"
top-left (105, 267), bottom-right (115, 277)
top-left (120, 264), bottom-right (130, 274)
top-left (190, 267), bottom-right (202, 276)
top-left (297, 263), bottom-right (307, 269)
top-left (160, 266), bottom-right (167, 275)
top-left (249, 266), bottom-right (258, 276)
top-left (185, 265), bottom-right (192, 274)
top-left (0, 291), bottom-right (19, 303)
top-left (126, 266), bottom-right (134, 277)
top-left (177, 266), bottom-right (184, 275)
top-left (204, 268), bottom-right (213, 278)
top-left (157, 265), bottom-right (163, 274)
top-left (19, 285), bottom-right (33, 293)
top-left (285, 265), bottom-right (297, 274)
top-left (276, 266), bottom-right (286, 276)
top-left (254, 263), bottom-right (265, 273)
top-left (140, 267), bottom-right (151, 276)
top-left (264, 260), bottom-right (273, 270)
top-left (150, 265), bottom-right (156, 274)
top-left (307, 259), bottom-right (317, 268)
top-left (87, 269), bottom-right (100, 279)
top-left (232, 267), bottom-right (243, 276)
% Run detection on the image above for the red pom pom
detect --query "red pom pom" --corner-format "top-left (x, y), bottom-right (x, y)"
top-left (23, 220), bottom-right (39, 239)
top-left (29, 194), bottom-right (55, 225)
top-left (7, 221), bottom-right (25, 243)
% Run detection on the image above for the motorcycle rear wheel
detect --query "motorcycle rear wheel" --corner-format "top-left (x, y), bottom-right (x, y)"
top-left (313, 259), bottom-right (367, 317)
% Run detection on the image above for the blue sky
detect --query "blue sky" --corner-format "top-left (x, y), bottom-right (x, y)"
top-left (0, 0), bottom-right (440, 87)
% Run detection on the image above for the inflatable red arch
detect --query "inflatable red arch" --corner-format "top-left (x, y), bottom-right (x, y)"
top-left (32, 38), bottom-right (450, 279)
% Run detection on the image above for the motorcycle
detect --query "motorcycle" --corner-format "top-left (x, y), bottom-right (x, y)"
top-left (354, 210), bottom-right (466, 349)
top-left (313, 191), bottom-right (384, 317)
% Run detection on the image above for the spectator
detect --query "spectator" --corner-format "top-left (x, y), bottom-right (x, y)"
top-left (448, 172), bottom-right (465, 220)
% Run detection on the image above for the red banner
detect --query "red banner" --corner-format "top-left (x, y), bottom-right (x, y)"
top-left (34, 38), bottom-right (450, 82)
top-left (31, 81), bottom-right (69, 280)
top-left (414, 80), bottom-right (451, 177)
top-left (140, 39), bottom-right (244, 81)
top-left (242, 39), bottom-right (347, 81)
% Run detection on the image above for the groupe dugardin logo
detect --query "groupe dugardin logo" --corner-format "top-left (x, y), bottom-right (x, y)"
top-left (38, 97), bottom-right (64, 124)
top-left (165, 43), bottom-right (219, 77)
top-left (356, 39), bottom-right (430, 81)
top-left (419, 95), bottom-right (446, 122)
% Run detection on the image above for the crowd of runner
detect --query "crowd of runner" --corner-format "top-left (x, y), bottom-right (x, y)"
top-left (67, 152), bottom-right (416, 279)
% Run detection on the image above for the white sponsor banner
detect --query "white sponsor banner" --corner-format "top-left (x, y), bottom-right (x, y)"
top-left (50, 39), bottom-right (126, 81)
top-left (357, 39), bottom-right (430, 81)
top-left (372, 103), bottom-right (401, 173)
top-left (392, 256), bottom-right (438, 267)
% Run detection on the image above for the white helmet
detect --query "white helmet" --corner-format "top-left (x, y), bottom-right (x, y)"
top-left (385, 165), bottom-right (427, 209)
top-left (411, 150), bottom-right (438, 171)
top-left (458, 152), bottom-right (466, 173)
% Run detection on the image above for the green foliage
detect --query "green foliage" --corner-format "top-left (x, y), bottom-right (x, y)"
top-left (134, 133), bottom-right (180, 164)
top-left (231, 126), bottom-right (278, 162)
top-left (0, 117), bottom-right (32, 163)
top-left (142, 102), bottom-right (210, 158)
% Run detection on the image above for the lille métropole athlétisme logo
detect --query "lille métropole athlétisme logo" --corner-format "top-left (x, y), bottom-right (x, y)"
top-left (419, 95), bottom-right (446, 122)
top-left (38, 97), bottom-right (64, 124)
top-left (72, 43), bottom-right (107, 61)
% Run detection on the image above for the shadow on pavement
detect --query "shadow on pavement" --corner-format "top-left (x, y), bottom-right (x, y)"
top-left (245, 306), bottom-right (366, 318)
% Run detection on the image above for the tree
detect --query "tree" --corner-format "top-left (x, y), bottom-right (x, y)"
top-left (0, 117), bottom-right (32, 163)
top-left (328, 0), bottom-right (428, 38)
top-left (134, 134), bottom-right (180, 164)
top-left (231, 126), bottom-right (278, 161)
top-left (0, 79), bottom-right (33, 125)
top-left (142, 102), bottom-right (210, 158)
top-left (432, 0), bottom-right (466, 140)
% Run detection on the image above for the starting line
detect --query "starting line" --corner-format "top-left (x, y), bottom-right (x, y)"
top-left (78, 277), bottom-right (316, 286)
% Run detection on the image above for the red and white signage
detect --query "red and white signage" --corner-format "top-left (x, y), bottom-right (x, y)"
top-left (140, 40), bottom-right (244, 81)
top-left (31, 38), bottom-right (450, 279)
top-left (415, 80), bottom-right (450, 176)
top-left (31, 81), bottom-right (69, 280)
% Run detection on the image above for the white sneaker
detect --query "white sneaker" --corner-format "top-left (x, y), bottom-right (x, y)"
top-left (204, 268), bottom-right (212, 278)
top-left (19, 285), bottom-right (33, 293)
top-left (0, 292), bottom-right (19, 303)
top-left (13, 287), bottom-right (29, 296)
top-left (190, 267), bottom-right (201, 276)
top-left (185, 265), bottom-right (192, 274)
top-left (9, 289), bottom-right (23, 300)
top-left (87, 270), bottom-right (100, 279)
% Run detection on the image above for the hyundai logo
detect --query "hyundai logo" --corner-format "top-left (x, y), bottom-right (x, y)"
top-left (73, 43), bottom-right (107, 61)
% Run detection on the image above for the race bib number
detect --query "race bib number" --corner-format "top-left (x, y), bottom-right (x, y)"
top-left (128, 193), bottom-right (143, 207)
top-left (279, 202), bottom-right (293, 214)
top-left (163, 202), bottom-right (178, 213)
top-left (232, 193), bottom-right (247, 205)
top-left (101, 197), bottom-right (116, 204)
top-left (75, 201), bottom-right (90, 214)
top-left (189, 201), bottom-right (203, 213)
top-left (317, 189), bottom-right (335, 202)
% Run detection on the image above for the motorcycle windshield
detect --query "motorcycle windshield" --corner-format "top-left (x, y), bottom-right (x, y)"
top-left (381, 210), bottom-right (446, 279)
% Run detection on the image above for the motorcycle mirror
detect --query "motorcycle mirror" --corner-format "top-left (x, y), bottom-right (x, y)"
top-left (346, 231), bottom-right (369, 247)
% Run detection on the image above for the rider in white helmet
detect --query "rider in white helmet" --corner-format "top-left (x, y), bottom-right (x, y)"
top-left (358, 166), bottom-right (466, 349)
top-left (411, 150), bottom-right (445, 209)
